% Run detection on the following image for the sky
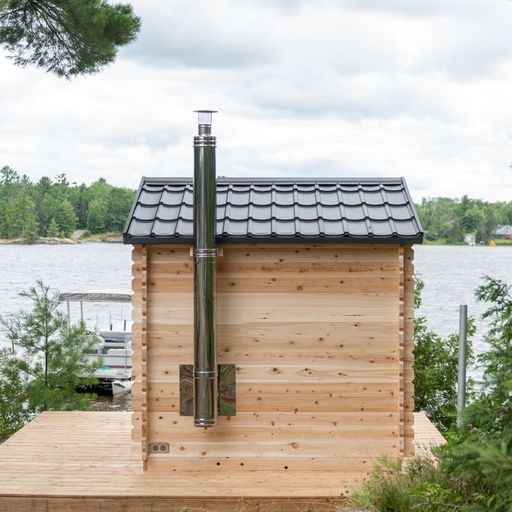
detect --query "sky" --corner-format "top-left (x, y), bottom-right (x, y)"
top-left (1, 0), bottom-right (512, 201)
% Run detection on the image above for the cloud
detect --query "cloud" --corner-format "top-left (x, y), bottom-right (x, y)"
top-left (123, 0), bottom-right (278, 68)
top-left (0, 0), bottom-right (511, 200)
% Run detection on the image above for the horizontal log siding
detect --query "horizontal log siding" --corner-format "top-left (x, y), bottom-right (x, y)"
top-left (404, 245), bottom-right (416, 455)
top-left (131, 243), bottom-right (413, 473)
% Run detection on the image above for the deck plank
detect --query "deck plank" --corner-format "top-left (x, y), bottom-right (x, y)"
top-left (0, 411), bottom-right (443, 508)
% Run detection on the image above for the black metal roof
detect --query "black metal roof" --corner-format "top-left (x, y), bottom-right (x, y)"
top-left (123, 177), bottom-right (423, 244)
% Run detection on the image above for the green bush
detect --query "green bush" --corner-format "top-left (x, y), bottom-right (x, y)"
top-left (0, 281), bottom-right (101, 441)
top-left (350, 456), bottom-right (461, 512)
top-left (464, 276), bottom-right (512, 434)
top-left (413, 275), bottom-right (475, 432)
top-left (350, 276), bottom-right (512, 512)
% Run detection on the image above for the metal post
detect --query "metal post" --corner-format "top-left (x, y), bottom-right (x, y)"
top-left (80, 301), bottom-right (84, 323)
top-left (193, 110), bottom-right (218, 428)
top-left (457, 304), bottom-right (468, 431)
top-left (66, 301), bottom-right (71, 327)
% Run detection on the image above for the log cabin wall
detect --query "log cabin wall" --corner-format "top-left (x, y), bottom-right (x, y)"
top-left (131, 242), bottom-right (415, 473)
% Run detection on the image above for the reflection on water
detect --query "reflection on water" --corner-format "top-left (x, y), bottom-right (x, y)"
top-left (0, 242), bottom-right (511, 410)
top-left (92, 393), bottom-right (132, 411)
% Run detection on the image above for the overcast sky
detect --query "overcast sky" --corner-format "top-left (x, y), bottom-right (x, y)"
top-left (1, 0), bottom-right (512, 201)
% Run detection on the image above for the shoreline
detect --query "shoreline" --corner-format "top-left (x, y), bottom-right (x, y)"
top-left (0, 237), bottom-right (510, 247)
top-left (0, 235), bottom-right (123, 245)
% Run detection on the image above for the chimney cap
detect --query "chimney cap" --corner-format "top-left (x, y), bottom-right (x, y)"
top-left (194, 110), bottom-right (217, 126)
top-left (194, 110), bottom-right (217, 135)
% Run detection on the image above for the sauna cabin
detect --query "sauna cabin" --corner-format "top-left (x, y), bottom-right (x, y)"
top-left (123, 113), bottom-right (424, 484)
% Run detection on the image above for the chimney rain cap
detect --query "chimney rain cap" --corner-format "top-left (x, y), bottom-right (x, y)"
top-left (194, 110), bottom-right (217, 127)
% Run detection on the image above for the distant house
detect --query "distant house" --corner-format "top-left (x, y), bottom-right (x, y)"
top-left (464, 234), bottom-right (475, 246)
top-left (492, 224), bottom-right (512, 239)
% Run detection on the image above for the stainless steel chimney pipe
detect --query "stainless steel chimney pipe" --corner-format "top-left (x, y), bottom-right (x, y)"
top-left (193, 110), bottom-right (218, 427)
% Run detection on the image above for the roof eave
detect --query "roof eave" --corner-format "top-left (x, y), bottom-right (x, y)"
top-left (124, 234), bottom-right (423, 245)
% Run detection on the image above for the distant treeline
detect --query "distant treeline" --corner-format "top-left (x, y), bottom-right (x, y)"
top-left (416, 196), bottom-right (512, 244)
top-left (1, 165), bottom-right (511, 243)
top-left (0, 166), bottom-right (135, 240)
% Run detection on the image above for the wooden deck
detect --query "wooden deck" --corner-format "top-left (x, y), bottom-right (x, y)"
top-left (0, 411), bottom-right (444, 512)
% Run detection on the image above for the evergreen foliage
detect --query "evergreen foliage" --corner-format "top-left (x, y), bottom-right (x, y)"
top-left (351, 276), bottom-right (512, 512)
top-left (0, 281), bottom-right (100, 441)
top-left (413, 276), bottom-right (475, 432)
top-left (0, 0), bottom-right (140, 78)
top-left (465, 277), bottom-right (512, 434)
top-left (46, 217), bottom-right (59, 237)
top-left (2, 165), bottom-right (511, 244)
top-left (0, 166), bottom-right (135, 240)
top-left (416, 195), bottom-right (512, 244)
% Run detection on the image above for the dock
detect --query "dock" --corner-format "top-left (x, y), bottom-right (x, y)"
top-left (0, 411), bottom-right (443, 511)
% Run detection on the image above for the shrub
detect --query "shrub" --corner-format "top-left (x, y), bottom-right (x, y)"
top-left (350, 276), bottom-right (512, 512)
top-left (0, 281), bottom-right (101, 441)
top-left (413, 275), bottom-right (475, 432)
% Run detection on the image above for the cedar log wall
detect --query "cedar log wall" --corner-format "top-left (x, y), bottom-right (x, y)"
top-left (131, 244), bottom-right (415, 472)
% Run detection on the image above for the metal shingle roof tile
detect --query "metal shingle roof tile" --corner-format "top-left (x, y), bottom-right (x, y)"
top-left (346, 220), bottom-right (368, 236)
top-left (318, 190), bottom-right (339, 205)
top-left (339, 190), bottom-right (361, 206)
top-left (274, 220), bottom-right (296, 236)
top-left (371, 220), bottom-right (394, 236)
top-left (229, 204), bottom-right (250, 221)
top-left (320, 205), bottom-right (341, 221)
top-left (366, 205), bottom-right (389, 221)
top-left (364, 190), bottom-right (387, 206)
top-left (296, 191), bottom-right (317, 206)
top-left (394, 218), bottom-right (420, 236)
top-left (123, 177), bottom-right (423, 244)
top-left (160, 188), bottom-right (186, 206)
top-left (274, 205), bottom-right (295, 221)
top-left (155, 204), bottom-right (180, 221)
top-left (129, 219), bottom-right (153, 237)
top-left (138, 189), bottom-right (163, 206)
top-left (323, 220), bottom-right (344, 236)
top-left (298, 219), bottom-right (321, 236)
top-left (344, 205), bottom-right (365, 221)
top-left (297, 205), bottom-right (318, 221)
top-left (153, 219), bottom-right (177, 237)
top-left (384, 190), bottom-right (408, 205)
top-left (274, 191), bottom-right (295, 206)
top-left (389, 204), bottom-right (414, 220)
top-left (227, 219), bottom-right (250, 236)
top-left (133, 204), bottom-right (158, 221)
top-left (253, 190), bottom-right (271, 206)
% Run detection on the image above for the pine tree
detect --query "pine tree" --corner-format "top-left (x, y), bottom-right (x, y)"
top-left (0, 281), bottom-right (101, 440)
top-left (0, 362), bottom-right (30, 440)
top-left (21, 210), bottom-right (39, 241)
top-left (413, 275), bottom-right (474, 432)
top-left (46, 217), bottom-right (59, 238)
top-left (465, 276), bottom-right (512, 433)
top-left (86, 198), bottom-right (107, 233)
top-left (0, 1), bottom-right (141, 78)
top-left (54, 198), bottom-right (77, 236)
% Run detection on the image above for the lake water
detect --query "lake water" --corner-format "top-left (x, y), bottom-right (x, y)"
top-left (0, 243), bottom-right (510, 408)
